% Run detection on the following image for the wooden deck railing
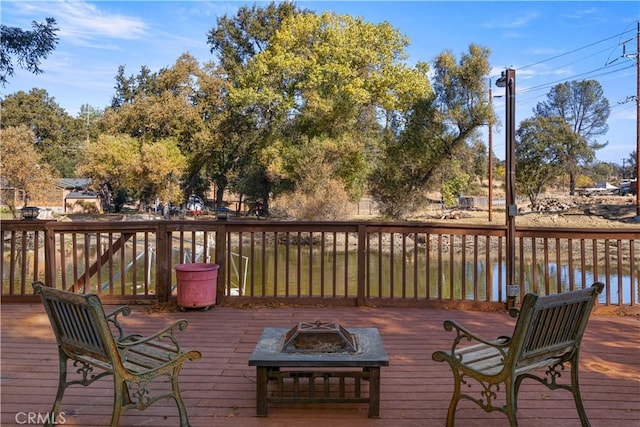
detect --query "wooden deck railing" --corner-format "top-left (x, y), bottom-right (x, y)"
top-left (1, 219), bottom-right (638, 307)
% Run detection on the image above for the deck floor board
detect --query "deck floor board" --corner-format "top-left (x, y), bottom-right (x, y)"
top-left (1, 303), bottom-right (638, 426)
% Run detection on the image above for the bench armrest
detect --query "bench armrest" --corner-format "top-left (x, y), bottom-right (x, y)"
top-left (433, 320), bottom-right (511, 362)
top-left (118, 319), bottom-right (191, 355)
top-left (106, 306), bottom-right (132, 341)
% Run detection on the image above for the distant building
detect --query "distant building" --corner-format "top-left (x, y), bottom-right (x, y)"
top-left (57, 178), bottom-right (102, 213)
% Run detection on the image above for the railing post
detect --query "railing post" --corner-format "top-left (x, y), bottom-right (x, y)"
top-left (155, 222), bottom-right (170, 302)
top-left (357, 224), bottom-right (366, 306)
top-left (215, 222), bottom-right (227, 304)
top-left (44, 222), bottom-right (56, 288)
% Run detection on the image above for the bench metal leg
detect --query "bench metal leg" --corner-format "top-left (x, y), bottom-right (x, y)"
top-left (47, 351), bottom-right (68, 427)
top-left (505, 380), bottom-right (518, 427)
top-left (172, 366), bottom-right (192, 427)
top-left (111, 376), bottom-right (125, 427)
top-left (570, 359), bottom-right (591, 427)
top-left (445, 369), bottom-right (461, 427)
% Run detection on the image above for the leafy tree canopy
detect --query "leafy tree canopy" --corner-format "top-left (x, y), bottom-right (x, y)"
top-left (77, 134), bottom-right (187, 211)
top-left (207, 1), bottom-right (304, 80)
top-left (0, 125), bottom-right (58, 216)
top-left (534, 80), bottom-right (610, 194)
top-left (369, 44), bottom-right (492, 218)
top-left (230, 10), bottom-right (432, 208)
top-left (515, 115), bottom-right (578, 207)
top-left (0, 17), bottom-right (58, 86)
top-left (1, 88), bottom-right (84, 176)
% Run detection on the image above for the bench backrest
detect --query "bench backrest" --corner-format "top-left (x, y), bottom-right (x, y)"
top-left (33, 282), bottom-right (120, 365)
top-left (510, 283), bottom-right (604, 368)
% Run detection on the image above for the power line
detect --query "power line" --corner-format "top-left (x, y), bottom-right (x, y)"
top-left (519, 27), bottom-right (636, 70)
top-left (518, 62), bottom-right (635, 95)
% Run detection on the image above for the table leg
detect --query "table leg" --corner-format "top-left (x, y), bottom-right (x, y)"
top-left (368, 367), bottom-right (381, 418)
top-left (256, 366), bottom-right (268, 417)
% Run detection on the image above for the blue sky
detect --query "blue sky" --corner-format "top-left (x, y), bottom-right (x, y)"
top-left (2, 1), bottom-right (638, 164)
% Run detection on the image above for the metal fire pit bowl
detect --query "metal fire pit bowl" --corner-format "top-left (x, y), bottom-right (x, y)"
top-left (281, 321), bottom-right (359, 353)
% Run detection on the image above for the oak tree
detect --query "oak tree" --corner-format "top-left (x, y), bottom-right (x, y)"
top-left (0, 126), bottom-right (58, 216)
top-left (534, 80), bottom-right (610, 195)
top-left (515, 116), bottom-right (578, 208)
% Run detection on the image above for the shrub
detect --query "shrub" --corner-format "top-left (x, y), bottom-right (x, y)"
top-left (272, 179), bottom-right (350, 221)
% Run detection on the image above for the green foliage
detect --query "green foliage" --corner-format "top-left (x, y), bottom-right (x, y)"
top-left (139, 138), bottom-right (187, 205)
top-left (77, 134), bottom-right (187, 210)
top-left (207, 1), bottom-right (303, 80)
top-left (101, 54), bottom-right (213, 147)
top-left (534, 80), bottom-right (610, 194)
top-left (231, 10), bottom-right (432, 218)
top-left (77, 134), bottom-right (140, 201)
top-left (441, 174), bottom-right (470, 209)
top-left (0, 17), bottom-right (58, 86)
top-left (575, 175), bottom-right (594, 189)
top-left (515, 116), bottom-right (577, 207)
top-left (469, 139), bottom-right (488, 184)
top-left (1, 89), bottom-right (85, 176)
top-left (370, 44), bottom-right (492, 218)
top-left (237, 11), bottom-right (430, 133)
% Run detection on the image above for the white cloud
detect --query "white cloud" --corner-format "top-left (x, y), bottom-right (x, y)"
top-left (561, 7), bottom-right (599, 20)
top-left (8, 1), bottom-right (148, 47)
top-left (483, 11), bottom-right (539, 30)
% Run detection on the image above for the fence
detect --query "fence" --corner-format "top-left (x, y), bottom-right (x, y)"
top-left (2, 219), bottom-right (638, 308)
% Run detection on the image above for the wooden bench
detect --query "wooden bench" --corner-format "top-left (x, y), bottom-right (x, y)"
top-left (432, 282), bottom-right (604, 427)
top-left (33, 282), bottom-right (202, 427)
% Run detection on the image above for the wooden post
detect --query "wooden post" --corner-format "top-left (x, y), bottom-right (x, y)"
top-left (356, 224), bottom-right (366, 307)
top-left (155, 222), bottom-right (170, 302)
top-left (44, 222), bottom-right (56, 288)
top-left (215, 222), bottom-right (227, 304)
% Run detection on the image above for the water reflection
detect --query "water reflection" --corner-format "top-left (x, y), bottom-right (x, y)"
top-left (232, 246), bottom-right (638, 305)
top-left (4, 242), bottom-right (638, 305)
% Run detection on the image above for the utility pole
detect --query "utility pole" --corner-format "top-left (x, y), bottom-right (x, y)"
top-left (636, 21), bottom-right (639, 217)
top-left (488, 82), bottom-right (494, 222)
top-left (610, 22), bottom-right (639, 217)
top-left (496, 68), bottom-right (517, 310)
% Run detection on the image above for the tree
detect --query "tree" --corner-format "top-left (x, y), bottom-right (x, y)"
top-left (76, 134), bottom-right (140, 212)
top-left (137, 139), bottom-right (187, 207)
top-left (234, 10), bottom-right (431, 215)
top-left (1, 89), bottom-right (84, 176)
top-left (622, 150), bottom-right (637, 180)
top-left (101, 54), bottom-right (234, 206)
top-left (515, 116), bottom-right (577, 208)
top-left (369, 44), bottom-right (492, 218)
top-left (77, 134), bottom-right (187, 212)
top-left (207, 1), bottom-right (302, 80)
top-left (110, 65), bottom-right (160, 109)
top-left (469, 139), bottom-right (489, 185)
top-left (207, 1), bottom-right (305, 213)
top-left (0, 126), bottom-right (58, 217)
top-left (78, 104), bottom-right (103, 144)
top-left (0, 17), bottom-right (58, 86)
top-left (100, 57), bottom-right (207, 146)
top-left (534, 80), bottom-right (610, 195)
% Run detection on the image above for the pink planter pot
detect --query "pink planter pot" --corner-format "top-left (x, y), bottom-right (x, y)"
top-left (175, 263), bottom-right (219, 310)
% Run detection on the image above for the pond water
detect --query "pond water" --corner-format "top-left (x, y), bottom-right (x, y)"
top-left (229, 246), bottom-right (638, 305)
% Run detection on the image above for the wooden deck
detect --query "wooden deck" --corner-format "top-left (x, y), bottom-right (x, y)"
top-left (1, 303), bottom-right (638, 426)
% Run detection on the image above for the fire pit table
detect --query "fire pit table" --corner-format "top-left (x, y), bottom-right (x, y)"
top-left (248, 322), bottom-right (389, 418)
